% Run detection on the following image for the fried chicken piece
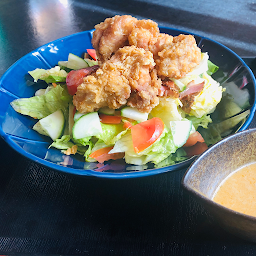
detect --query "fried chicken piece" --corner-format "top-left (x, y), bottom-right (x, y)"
top-left (73, 70), bottom-right (131, 113)
top-left (128, 19), bottom-right (159, 51)
top-left (92, 16), bottom-right (162, 63)
top-left (73, 46), bottom-right (159, 113)
top-left (128, 20), bottom-right (175, 61)
top-left (149, 33), bottom-right (173, 59)
top-left (128, 68), bottom-right (161, 112)
top-left (156, 34), bottom-right (201, 79)
top-left (92, 15), bottom-right (137, 63)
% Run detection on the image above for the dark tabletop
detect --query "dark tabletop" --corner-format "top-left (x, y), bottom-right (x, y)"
top-left (1, 0), bottom-right (256, 255)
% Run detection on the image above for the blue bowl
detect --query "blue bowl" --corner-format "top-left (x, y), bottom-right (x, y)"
top-left (0, 27), bottom-right (255, 178)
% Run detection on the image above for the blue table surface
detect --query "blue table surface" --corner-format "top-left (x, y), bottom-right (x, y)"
top-left (1, 0), bottom-right (256, 254)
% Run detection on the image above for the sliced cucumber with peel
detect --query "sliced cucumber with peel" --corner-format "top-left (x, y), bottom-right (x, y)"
top-left (84, 58), bottom-right (98, 67)
top-left (67, 53), bottom-right (89, 70)
top-left (121, 107), bottom-right (148, 122)
top-left (33, 109), bottom-right (65, 141)
top-left (74, 111), bottom-right (84, 122)
top-left (33, 122), bottom-right (49, 137)
top-left (58, 54), bottom-right (98, 70)
top-left (72, 112), bottom-right (102, 140)
top-left (99, 107), bottom-right (115, 115)
top-left (169, 120), bottom-right (192, 147)
top-left (58, 61), bottom-right (68, 68)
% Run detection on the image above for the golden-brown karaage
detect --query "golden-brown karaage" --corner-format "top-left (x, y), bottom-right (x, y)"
top-left (75, 15), bottom-right (203, 115)
top-left (156, 34), bottom-right (201, 79)
top-left (73, 46), bottom-right (160, 113)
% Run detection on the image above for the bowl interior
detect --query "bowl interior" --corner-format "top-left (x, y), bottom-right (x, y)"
top-left (0, 28), bottom-right (255, 178)
top-left (182, 128), bottom-right (256, 199)
top-left (182, 128), bottom-right (256, 242)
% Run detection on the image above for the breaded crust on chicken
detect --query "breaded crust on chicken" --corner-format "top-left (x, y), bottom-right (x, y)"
top-left (73, 46), bottom-right (161, 113)
top-left (156, 34), bottom-right (201, 79)
top-left (92, 15), bottom-right (137, 63)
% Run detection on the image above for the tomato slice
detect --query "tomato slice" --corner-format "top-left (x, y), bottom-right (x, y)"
top-left (184, 142), bottom-right (208, 157)
top-left (66, 69), bottom-right (89, 95)
top-left (131, 117), bottom-right (164, 153)
top-left (66, 66), bottom-right (99, 95)
top-left (183, 131), bottom-right (205, 147)
top-left (87, 49), bottom-right (97, 61)
top-left (89, 146), bottom-right (124, 163)
top-left (99, 114), bottom-right (121, 124)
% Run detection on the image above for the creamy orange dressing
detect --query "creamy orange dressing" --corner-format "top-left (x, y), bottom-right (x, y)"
top-left (213, 162), bottom-right (256, 217)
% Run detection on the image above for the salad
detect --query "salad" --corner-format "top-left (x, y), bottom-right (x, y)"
top-left (10, 49), bottom-right (213, 165)
top-left (10, 17), bottom-right (250, 168)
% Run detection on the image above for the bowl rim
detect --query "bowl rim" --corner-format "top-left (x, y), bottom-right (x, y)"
top-left (1, 27), bottom-right (256, 178)
top-left (182, 127), bottom-right (256, 220)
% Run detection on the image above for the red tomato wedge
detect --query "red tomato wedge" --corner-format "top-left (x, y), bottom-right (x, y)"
top-left (183, 131), bottom-right (205, 147)
top-left (99, 114), bottom-right (121, 124)
top-left (87, 49), bottom-right (97, 61)
top-left (131, 117), bottom-right (164, 153)
top-left (89, 146), bottom-right (124, 163)
top-left (66, 66), bottom-right (99, 95)
top-left (184, 142), bottom-right (208, 157)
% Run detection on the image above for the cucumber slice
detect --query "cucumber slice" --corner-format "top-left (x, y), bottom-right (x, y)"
top-left (67, 53), bottom-right (89, 70)
top-left (74, 111), bottom-right (84, 122)
top-left (58, 61), bottom-right (68, 68)
top-left (33, 109), bottom-right (65, 141)
top-left (84, 58), bottom-right (98, 67)
top-left (121, 107), bottom-right (148, 122)
top-left (72, 112), bottom-right (102, 139)
top-left (98, 107), bottom-right (115, 115)
top-left (33, 121), bottom-right (49, 136)
top-left (35, 89), bottom-right (46, 96)
top-left (169, 120), bottom-right (192, 147)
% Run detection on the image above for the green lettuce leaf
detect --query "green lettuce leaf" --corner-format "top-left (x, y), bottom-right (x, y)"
top-left (200, 109), bottom-right (250, 145)
top-left (29, 66), bottom-right (67, 83)
top-left (73, 136), bottom-right (94, 157)
top-left (49, 135), bottom-right (75, 150)
top-left (207, 60), bottom-right (219, 76)
top-left (11, 84), bottom-right (72, 119)
top-left (85, 140), bottom-right (110, 162)
top-left (96, 123), bottom-right (128, 145)
top-left (155, 148), bottom-right (188, 168)
top-left (49, 135), bottom-right (93, 157)
top-left (44, 75), bottom-right (66, 84)
top-left (186, 115), bottom-right (212, 130)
